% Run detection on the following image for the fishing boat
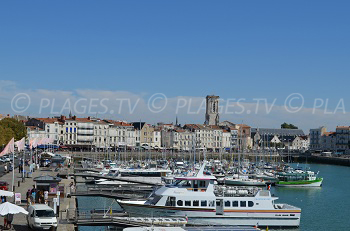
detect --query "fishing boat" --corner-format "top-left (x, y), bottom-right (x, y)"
top-left (118, 162), bottom-right (301, 227)
top-left (276, 170), bottom-right (323, 187)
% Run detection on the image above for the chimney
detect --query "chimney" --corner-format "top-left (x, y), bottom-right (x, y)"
top-left (72, 115), bottom-right (77, 120)
top-left (87, 116), bottom-right (91, 120)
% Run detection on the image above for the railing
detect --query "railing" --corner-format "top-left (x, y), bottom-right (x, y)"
top-left (66, 208), bottom-right (126, 222)
top-left (70, 185), bottom-right (152, 199)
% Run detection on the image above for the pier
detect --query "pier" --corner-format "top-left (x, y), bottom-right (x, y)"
top-left (70, 184), bottom-right (153, 199)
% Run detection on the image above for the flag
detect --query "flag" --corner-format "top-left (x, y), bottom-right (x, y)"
top-left (15, 137), bottom-right (25, 152)
top-left (0, 138), bottom-right (15, 157)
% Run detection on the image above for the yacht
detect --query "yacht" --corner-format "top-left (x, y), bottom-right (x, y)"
top-left (119, 162), bottom-right (301, 227)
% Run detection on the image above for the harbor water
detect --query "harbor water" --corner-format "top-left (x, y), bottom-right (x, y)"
top-left (78, 163), bottom-right (350, 231)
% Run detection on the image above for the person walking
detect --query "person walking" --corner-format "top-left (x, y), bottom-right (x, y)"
top-left (6, 213), bottom-right (13, 229)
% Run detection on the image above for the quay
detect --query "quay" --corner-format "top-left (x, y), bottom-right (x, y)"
top-left (0, 161), bottom-right (76, 231)
top-left (70, 185), bottom-right (152, 199)
top-left (72, 172), bottom-right (163, 186)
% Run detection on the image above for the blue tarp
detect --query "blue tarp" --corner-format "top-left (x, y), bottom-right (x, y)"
top-left (37, 144), bottom-right (60, 149)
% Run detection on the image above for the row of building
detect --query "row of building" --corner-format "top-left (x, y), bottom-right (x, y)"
top-left (309, 126), bottom-right (350, 154)
top-left (24, 114), bottom-right (310, 152)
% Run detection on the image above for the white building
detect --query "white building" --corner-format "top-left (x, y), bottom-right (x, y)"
top-left (291, 136), bottom-right (309, 151)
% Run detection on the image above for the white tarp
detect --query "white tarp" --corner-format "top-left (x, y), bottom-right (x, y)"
top-left (0, 202), bottom-right (28, 215)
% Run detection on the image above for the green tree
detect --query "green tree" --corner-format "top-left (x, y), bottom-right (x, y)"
top-left (0, 126), bottom-right (15, 149)
top-left (281, 122), bottom-right (298, 129)
top-left (0, 118), bottom-right (27, 141)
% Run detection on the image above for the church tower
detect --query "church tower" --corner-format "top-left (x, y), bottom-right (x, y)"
top-left (204, 95), bottom-right (220, 125)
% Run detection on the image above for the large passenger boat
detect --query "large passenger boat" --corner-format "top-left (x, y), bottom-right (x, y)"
top-left (119, 163), bottom-right (301, 227)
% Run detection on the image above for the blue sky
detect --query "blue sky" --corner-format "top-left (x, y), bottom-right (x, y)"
top-left (1, 1), bottom-right (350, 130)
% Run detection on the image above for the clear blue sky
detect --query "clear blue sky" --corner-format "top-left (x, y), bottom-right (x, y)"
top-left (1, 0), bottom-right (349, 110)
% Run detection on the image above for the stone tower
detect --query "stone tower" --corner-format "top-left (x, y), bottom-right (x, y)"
top-left (204, 95), bottom-right (220, 125)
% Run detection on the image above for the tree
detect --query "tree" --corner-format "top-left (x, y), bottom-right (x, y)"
top-left (0, 126), bottom-right (15, 149)
top-left (281, 122), bottom-right (298, 129)
top-left (0, 118), bottom-right (27, 141)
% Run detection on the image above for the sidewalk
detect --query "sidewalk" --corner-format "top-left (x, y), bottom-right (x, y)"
top-left (0, 163), bottom-right (76, 231)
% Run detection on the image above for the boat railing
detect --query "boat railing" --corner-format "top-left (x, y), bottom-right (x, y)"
top-left (214, 185), bottom-right (260, 197)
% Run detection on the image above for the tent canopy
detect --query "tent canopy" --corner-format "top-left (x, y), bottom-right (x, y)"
top-left (0, 202), bottom-right (28, 215)
top-left (0, 190), bottom-right (14, 197)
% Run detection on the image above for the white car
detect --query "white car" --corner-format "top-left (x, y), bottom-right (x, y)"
top-left (27, 204), bottom-right (57, 230)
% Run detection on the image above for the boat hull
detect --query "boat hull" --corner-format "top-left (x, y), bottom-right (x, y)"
top-left (119, 202), bottom-right (301, 227)
top-left (224, 180), bottom-right (266, 187)
top-left (276, 178), bottom-right (323, 187)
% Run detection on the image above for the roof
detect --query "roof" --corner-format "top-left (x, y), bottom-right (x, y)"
top-left (131, 122), bottom-right (146, 130)
top-left (336, 126), bottom-right (350, 129)
top-left (237, 124), bottom-right (251, 128)
top-left (35, 118), bottom-right (59, 123)
top-left (29, 204), bottom-right (53, 210)
top-left (26, 126), bottom-right (44, 131)
top-left (251, 128), bottom-right (305, 136)
top-left (33, 175), bottom-right (62, 182)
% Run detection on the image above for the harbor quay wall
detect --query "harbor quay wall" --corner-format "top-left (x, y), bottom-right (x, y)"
top-left (65, 151), bottom-right (281, 163)
top-left (293, 155), bottom-right (350, 167)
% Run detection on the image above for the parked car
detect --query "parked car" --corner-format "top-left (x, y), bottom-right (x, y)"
top-left (0, 181), bottom-right (9, 190)
top-left (27, 204), bottom-right (57, 230)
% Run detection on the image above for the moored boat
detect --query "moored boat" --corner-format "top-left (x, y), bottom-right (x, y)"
top-left (276, 170), bottom-right (323, 187)
top-left (118, 162), bottom-right (301, 227)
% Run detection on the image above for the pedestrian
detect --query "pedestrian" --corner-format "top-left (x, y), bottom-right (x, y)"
top-left (26, 189), bottom-right (31, 205)
top-left (3, 214), bottom-right (7, 228)
top-left (6, 213), bottom-right (13, 229)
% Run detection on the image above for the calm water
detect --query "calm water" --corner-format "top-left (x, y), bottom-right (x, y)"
top-left (78, 163), bottom-right (350, 231)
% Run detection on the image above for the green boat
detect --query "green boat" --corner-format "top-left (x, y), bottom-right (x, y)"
top-left (276, 171), bottom-right (323, 187)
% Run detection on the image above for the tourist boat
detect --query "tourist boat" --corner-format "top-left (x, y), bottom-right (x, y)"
top-left (118, 162), bottom-right (301, 227)
top-left (276, 170), bottom-right (323, 187)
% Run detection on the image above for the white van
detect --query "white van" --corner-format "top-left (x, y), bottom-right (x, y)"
top-left (27, 204), bottom-right (57, 230)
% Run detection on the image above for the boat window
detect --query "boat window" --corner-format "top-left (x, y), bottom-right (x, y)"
top-left (193, 200), bottom-right (199, 207)
top-left (185, 200), bottom-right (191, 206)
top-left (248, 201), bottom-right (254, 207)
top-left (177, 200), bottom-right (183, 206)
top-left (209, 200), bottom-right (215, 207)
top-left (232, 201), bottom-right (238, 207)
top-left (199, 180), bottom-right (206, 187)
top-left (225, 200), bottom-right (231, 207)
top-left (165, 197), bottom-right (176, 207)
top-left (201, 200), bottom-right (207, 207)
top-left (240, 201), bottom-right (246, 207)
top-left (175, 180), bottom-right (191, 187)
top-left (150, 196), bottom-right (162, 205)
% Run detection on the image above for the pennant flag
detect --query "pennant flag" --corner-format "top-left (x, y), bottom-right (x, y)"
top-left (0, 138), bottom-right (15, 157)
top-left (15, 137), bottom-right (25, 152)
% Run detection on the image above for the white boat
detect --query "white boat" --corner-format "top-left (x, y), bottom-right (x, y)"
top-left (119, 162), bottom-right (301, 227)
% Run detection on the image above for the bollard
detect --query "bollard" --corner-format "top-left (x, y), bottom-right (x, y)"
top-left (18, 181), bottom-right (20, 187)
